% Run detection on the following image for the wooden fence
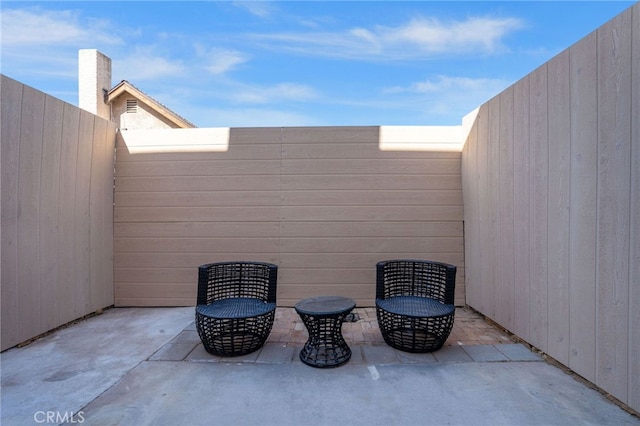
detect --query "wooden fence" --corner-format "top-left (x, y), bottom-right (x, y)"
top-left (114, 126), bottom-right (465, 307)
top-left (2, 3), bottom-right (636, 412)
top-left (462, 3), bottom-right (639, 413)
top-left (1, 75), bottom-right (117, 351)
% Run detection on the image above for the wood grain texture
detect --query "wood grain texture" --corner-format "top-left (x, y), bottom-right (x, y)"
top-left (39, 95), bottom-right (64, 332)
top-left (547, 50), bottom-right (571, 365)
top-left (461, 108), bottom-right (479, 309)
top-left (17, 85), bottom-right (45, 341)
top-left (569, 31), bottom-right (598, 383)
top-left (628, 1), bottom-right (640, 410)
top-left (0, 77), bottom-right (116, 350)
top-left (512, 75), bottom-right (531, 340)
top-left (472, 104), bottom-right (490, 314)
top-left (595, 10), bottom-right (631, 402)
top-left (1, 75), bottom-right (23, 347)
top-left (114, 126), bottom-right (465, 307)
top-left (460, 4), bottom-right (638, 412)
top-left (498, 86), bottom-right (515, 328)
top-left (528, 63), bottom-right (549, 353)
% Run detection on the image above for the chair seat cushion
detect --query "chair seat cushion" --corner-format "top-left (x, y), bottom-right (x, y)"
top-left (376, 296), bottom-right (454, 318)
top-left (196, 298), bottom-right (276, 319)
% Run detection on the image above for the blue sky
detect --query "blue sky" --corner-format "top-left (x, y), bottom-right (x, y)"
top-left (1, 1), bottom-right (635, 127)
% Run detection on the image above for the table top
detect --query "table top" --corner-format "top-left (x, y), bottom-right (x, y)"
top-left (295, 296), bottom-right (356, 316)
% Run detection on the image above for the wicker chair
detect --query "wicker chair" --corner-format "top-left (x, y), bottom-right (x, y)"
top-left (195, 261), bottom-right (277, 356)
top-left (375, 259), bottom-right (456, 353)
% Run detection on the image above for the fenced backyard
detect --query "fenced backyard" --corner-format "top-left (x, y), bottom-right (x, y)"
top-left (1, 2), bottom-right (638, 414)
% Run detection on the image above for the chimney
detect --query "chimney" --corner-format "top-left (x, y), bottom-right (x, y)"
top-left (78, 49), bottom-right (111, 120)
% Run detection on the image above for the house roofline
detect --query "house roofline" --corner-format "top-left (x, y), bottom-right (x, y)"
top-left (107, 80), bottom-right (196, 128)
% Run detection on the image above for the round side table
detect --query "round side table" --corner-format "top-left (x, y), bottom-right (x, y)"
top-left (294, 296), bottom-right (356, 368)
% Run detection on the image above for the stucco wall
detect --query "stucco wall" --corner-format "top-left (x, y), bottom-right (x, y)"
top-left (111, 96), bottom-right (180, 130)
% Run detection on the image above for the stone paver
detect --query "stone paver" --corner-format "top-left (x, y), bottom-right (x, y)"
top-left (360, 344), bottom-right (400, 364)
top-left (268, 306), bottom-right (516, 347)
top-left (496, 343), bottom-right (543, 361)
top-left (149, 343), bottom-right (198, 361)
top-left (152, 306), bottom-right (540, 365)
top-left (432, 345), bottom-right (474, 362)
top-left (460, 344), bottom-right (509, 362)
top-left (256, 343), bottom-right (297, 364)
top-left (3, 307), bottom-right (636, 426)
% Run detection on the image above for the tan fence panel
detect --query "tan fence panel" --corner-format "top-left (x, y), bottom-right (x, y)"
top-left (511, 75), bottom-right (531, 342)
top-left (547, 49), bottom-right (572, 366)
top-left (595, 9), bottom-right (633, 405)
top-left (1, 75), bottom-right (23, 348)
top-left (569, 30), bottom-right (599, 384)
top-left (114, 127), bottom-right (283, 306)
top-left (461, 3), bottom-right (639, 413)
top-left (0, 76), bottom-right (117, 350)
top-left (279, 126), bottom-right (464, 306)
top-left (629, 1), bottom-right (640, 412)
top-left (114, 125), bottom-right (465, 307)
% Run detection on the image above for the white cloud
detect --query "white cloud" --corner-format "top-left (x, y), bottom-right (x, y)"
top-left (385, 75), bottom-right (510, 95)
top-left (379, 16), bottom-right (522, 54)
top-left (0, 7), bottom-right (123, 83)
top-left (252, 15), bottom-right (523, 60)
top-left (232, 1), bottom-right (275, 18)
top-left (114, 47), bottom-right (185, 81)
top-left (0, 7), bottom-right (120, 46)
top-left (203, 48), bottom-right (249, 75)
top-left (350, 28), bottom-right (379, 46)
top-left (382, 74), bottom-right (512, 119)
top-left (233, 82), bottom-right (319, 104)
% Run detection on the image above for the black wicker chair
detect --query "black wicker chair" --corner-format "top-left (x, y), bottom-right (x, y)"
top-left (195, 261), bottom-right (277, 356)
top-left (375, 259), bottom-right (456, 353)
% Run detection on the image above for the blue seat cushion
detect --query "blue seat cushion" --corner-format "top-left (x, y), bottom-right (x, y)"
top-left (196, 298), bottom-right (276, 319)
top-left (376, 296), bottom-right (454, 318)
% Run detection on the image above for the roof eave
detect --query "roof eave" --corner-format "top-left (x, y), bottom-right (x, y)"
top-left (107, 81), bottom-right (196, 128)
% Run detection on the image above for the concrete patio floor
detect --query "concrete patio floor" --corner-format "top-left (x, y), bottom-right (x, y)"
top-left (1, 306), bottom-right (638, 426)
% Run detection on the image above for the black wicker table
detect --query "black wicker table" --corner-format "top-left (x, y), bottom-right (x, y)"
top-left (294, 296), bottom-right (356, 368)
